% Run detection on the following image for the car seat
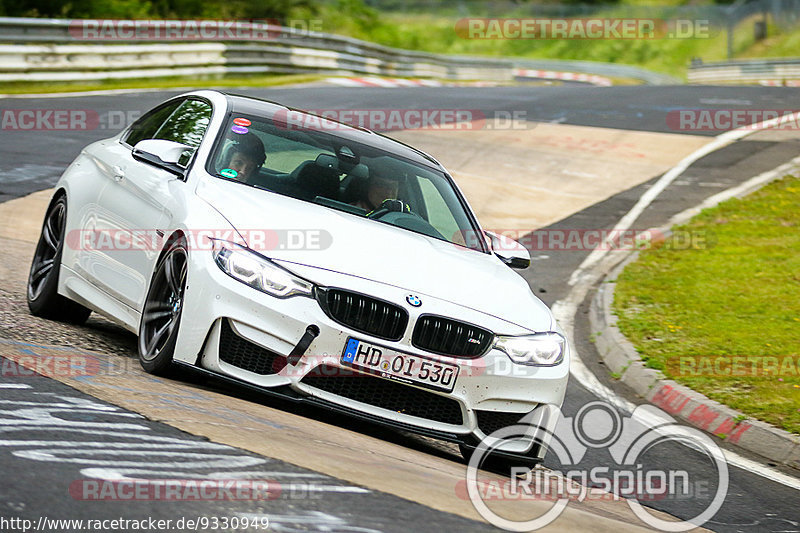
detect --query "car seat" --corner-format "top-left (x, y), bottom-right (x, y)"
top-left (290, 153), bottom-right (342, 201)
top-left (339, 163), bottom-right (370, 204)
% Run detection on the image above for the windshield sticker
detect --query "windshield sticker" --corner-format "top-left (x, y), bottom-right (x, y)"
top-left (231, 125), bottom-right (249, 134)
top-left (220, 168), bottom-right (238, 179)
top-left (233, 117), bottom-right (252, 127)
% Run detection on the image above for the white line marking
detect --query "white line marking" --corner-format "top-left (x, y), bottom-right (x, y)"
top-left (568, 110), bottom-right (800, 287)
top-left (281, 484), bottom-right (371, 493)
top-left (720, 452), bottom-right (800, 492)
top-left (80, 469), bottom-right (325, 480)
top-left (562, 169), bottom-right (599, 179)
top-left (0, 440), bottom-right (232, 449)
top-left (667, 156), bottom-right (800, 229)
top-left (698, 98), bottom-right (752, 105)
top-left (13, 449), bottom-right (265, 468)
top-left (0, 384), bottom-right (31, 389)
top-left (554, 112), bottom-right (800, 489)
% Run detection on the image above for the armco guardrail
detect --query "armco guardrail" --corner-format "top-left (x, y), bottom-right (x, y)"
top-left (689, 58), bottom-right (800, 85)
top-left (515, 59), bottom-right (678, 86)
top-left (0, 16), bottom-right (675, 85)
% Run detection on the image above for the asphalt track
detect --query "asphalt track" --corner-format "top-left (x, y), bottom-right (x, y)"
top-left (1, 84), bottom-right (799, 532)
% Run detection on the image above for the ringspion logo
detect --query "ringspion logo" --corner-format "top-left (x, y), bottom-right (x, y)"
top-left (463, 402), bottom-right (728, 531)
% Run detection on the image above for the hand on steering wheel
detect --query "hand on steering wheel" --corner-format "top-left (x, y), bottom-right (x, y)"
top-left (367, 198), bottom-right (415, 219)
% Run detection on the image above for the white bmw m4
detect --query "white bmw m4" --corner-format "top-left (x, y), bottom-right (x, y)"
top-left (28, 90), bottom-right (569, 463)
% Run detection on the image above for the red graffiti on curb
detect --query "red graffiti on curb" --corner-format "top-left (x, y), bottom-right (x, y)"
top-left (650, 384), bottom-right (752, 443)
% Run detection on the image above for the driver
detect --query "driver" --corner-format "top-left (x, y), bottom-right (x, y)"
top-left (351, 173), bottom-right (400, 212)
top-left (221, 133), bottom-right (266, 183)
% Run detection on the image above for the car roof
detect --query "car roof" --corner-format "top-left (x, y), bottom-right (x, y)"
top-left (219, 92), bottom-right (444, 171)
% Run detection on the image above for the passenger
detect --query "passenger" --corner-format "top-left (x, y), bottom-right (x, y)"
top-left (221, 133), bottom-right (266, 183)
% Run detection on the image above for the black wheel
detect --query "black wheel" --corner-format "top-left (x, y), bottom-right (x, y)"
top-left (27, 194), bottom-right (91, 324)
top-left (138, 238), bottom-right (188, 375)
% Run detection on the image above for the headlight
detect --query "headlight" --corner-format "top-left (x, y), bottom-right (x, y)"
top-left (211, 240), bottom-right (313, 298)
top-left (494, 332), bottom-right (565, 366)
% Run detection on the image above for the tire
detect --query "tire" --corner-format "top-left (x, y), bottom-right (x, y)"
top-left (27, 194), bottom-right (92, 324)
top-left (138, 237), bottom-right (188, 375)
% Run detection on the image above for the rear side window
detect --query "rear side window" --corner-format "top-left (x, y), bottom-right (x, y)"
top-left (123, 100), bottom-right (182, 147)
top-left (123, 99), bottom-right (212, 149)
top-left (153, 99), bottom-right (212, 148)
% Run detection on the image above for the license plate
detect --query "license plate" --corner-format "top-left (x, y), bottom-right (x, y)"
top-left (341, 338), bottom-right (458, 393)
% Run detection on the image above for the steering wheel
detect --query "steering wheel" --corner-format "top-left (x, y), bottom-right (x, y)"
top-left (366, 199), bottom-right (446, 240)
top-left (367, 199), bottom-right (418, 220)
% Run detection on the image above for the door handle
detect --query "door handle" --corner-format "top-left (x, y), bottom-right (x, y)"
top-left (112, 165), bottom-right (125, 182)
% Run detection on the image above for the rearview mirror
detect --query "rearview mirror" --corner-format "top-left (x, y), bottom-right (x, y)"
top-left (132, 139), bottom-right (193, 176)
top-left (485, 230), bottom-right (531, 269)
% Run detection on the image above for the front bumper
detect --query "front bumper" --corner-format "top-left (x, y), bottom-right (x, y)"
top-left (173, 248), bottom-right (570, 458)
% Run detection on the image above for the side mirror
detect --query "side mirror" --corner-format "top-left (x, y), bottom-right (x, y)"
top-left (485, 230), bottom-right (530, 269)
top-left (132, 139), bottom-right (193, 176)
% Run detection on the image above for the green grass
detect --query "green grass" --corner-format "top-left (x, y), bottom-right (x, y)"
top-left (0, 73), bottom-right (326, 95)
top-left (6, 3), bottom-right (800, 93)
top-left (739, 21), bottom-right (800, 59)
top-left (303, 2), bottom-right (800, 80)
top-left (5, 2), bottom-right (800, 93)
top-left (613, 175), bottom-right (800, 434)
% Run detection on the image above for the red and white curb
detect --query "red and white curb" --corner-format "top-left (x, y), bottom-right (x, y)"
top-left (591, 248), bottom-right (800, 470)
top-left (513, 68), bottom-right (613, 86)
top-left (326, 76), bottom-right (443, 87)
top-left (325, 77), bottom-right (504, 88)
top-left (759, 80), bottom-right (800, 87)
top-left (326, 73), bottom-right (613, 88)
top-left (554, 110), bottom-right (800, 486)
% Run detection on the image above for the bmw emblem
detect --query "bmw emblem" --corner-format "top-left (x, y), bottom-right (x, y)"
top-left (406, 294), bottom-right (422, 307)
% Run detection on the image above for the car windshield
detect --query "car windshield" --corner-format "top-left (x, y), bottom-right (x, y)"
top-left (206, 111), bottom-right (485, 251)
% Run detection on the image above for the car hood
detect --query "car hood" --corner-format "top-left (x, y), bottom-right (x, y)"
top-left (197, 178), bottom-right (553, 332)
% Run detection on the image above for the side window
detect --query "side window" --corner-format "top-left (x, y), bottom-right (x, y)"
top-left (153, 99), bottom-right (212, 148)
top-left (418, 176), bottom-right (461, 241)
top-left (123, 100), bottom-right (182, 147)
